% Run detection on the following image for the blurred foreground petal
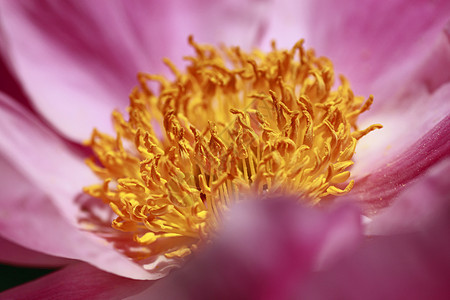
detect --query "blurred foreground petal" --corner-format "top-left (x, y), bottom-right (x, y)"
top-left (132, 197), bottom-right (362, 299)
top-left (366, 158), bottom-right (450, 235)
top-left (298, 206), bottom-right (450, 300)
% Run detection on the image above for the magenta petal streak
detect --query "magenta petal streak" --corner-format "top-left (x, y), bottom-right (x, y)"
top-left (349, 115), bottom-right (450, 213)
top-left (0, 263), bottom-right (151, 300)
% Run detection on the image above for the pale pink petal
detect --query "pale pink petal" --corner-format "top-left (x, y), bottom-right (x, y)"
top-left (314, 204), bottom-right (363, 270)
top-left (0, 92), bottom-right (95, 224)
top-left (0, 236), bottom-right (70, 267)
top-left (262, 1), bottom-right (450, 183)
top-left (306, 3), bottom-right (450, 180)
top-left (132, 197), bottom-right (362, 299)
top-left (0, 263), bottom-right (151, 299)
top-left (353, 83), bottom-right (450, 177)
top-left (298, 208), bottom-right (450, 300)
top-left (366, 158), bottom-right (450, 235)
top-left (306, 0), bottom-right (450, 100)
top-left (0, 94), bottom-right (164, 279)
top-left (352, 26), bottom-right (450, 171)
top-left (259, 0), bottom-right (312, 49)
top-left (0, 0), bottom-right (272, 142)
top-left (0, 149), bottom-right (161, 279)
top-left (366, 22), bottom-right (450, 107)
top-left (347, 115), bottom-right (450, 214)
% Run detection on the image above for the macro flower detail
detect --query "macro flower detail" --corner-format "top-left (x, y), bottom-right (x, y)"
top-left (0, 0), bottom-right (448, 298)
top-left (83, 37), bottom-right (381, 263)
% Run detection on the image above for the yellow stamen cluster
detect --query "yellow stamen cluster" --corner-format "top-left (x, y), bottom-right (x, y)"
top-left (84, 37), bottom-right (381, 262)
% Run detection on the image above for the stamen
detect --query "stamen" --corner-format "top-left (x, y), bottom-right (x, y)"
top-left (84, 36), bottom-right (381, 263)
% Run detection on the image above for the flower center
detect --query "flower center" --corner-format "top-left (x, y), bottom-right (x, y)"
top-left (83, 37), bottom-right (381, 262)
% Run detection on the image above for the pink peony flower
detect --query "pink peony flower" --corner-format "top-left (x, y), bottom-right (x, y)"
top-left (0, 0), bottom-right (448, 298)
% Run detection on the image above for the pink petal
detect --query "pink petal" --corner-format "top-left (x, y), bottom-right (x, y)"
top-left (348, 115), bottom-right (450, 214)
top-left (260, 0), bottom-right (312, 48)
top-left (345, 24), bottom-right (450, 214)
top-left (367, 22), bottom-right (450, 107)
top-left (0, 236), bottom-right (70, 268)
top-left (298, 207), bottom-right (450, 300)
top-left (351, 25), bottom-right (450, 171)
top-left (307, 2), bottom-right (450, 179)
top-left (0, 263), bottom-right (151, 299)
top-left (353, 83), bottom-right (450, 177)
top-left (133, 197), bottom-right (362, 299)
top-left (0, 148), bottom-right (158, 279)
top-left (0, 52), bottom-right (31, 110)
top-left (0, 92), bottom-right (95, 223)
top-left (366, 158), bottom-right (450, 235)
top-left (306, 0), bottom-right (450, 100)
top-left (262, 1), bottom-right (450, 182)
top-left (0, 94), bottom-right (164, 279)
top-left (0, 0), bottom-right (272, 142)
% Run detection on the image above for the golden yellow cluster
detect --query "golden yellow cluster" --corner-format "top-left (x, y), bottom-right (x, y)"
top-left (84, 37), bottom-right (381, 261)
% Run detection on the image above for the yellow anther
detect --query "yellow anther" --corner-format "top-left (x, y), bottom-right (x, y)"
top-left (165, 247), bottom-right (192, 258)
